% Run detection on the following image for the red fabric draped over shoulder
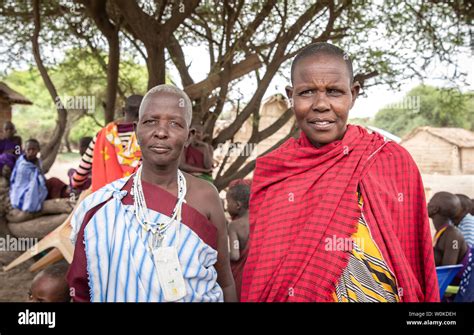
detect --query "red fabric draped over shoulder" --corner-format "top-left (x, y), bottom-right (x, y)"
top-left (241, 125), bottom-right (438, 302)
top-left (91, 122), bottom-right (141, 191)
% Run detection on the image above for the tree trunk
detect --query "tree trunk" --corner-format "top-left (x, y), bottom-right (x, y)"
top-left (7, 199), bottom-right (74, 223)
top-left (0, 216), bottom-right (10, 238)
top-left (104, 34), bottom-right (120, 123)
top-left (146, 46), bottom-right (166, 89)
top-left (8, 214), bottom-right (69, 239)
top-left (0, 176), bottom-right (11, 217)
top-left (77, 0), bottom-right (121, 124)
top-left (32, 0), bottom-right (68, 174)
top-left (64, 126), bottom-right (72, 153)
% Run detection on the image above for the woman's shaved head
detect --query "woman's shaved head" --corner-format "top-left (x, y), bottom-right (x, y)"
top-left (139, 84), bottom-right (192, 127)
top-left (290, 42), bottom-right (354, 85)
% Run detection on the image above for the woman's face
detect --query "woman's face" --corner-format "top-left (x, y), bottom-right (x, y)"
top-left (286, 54), bottom-right (360, 147)
top-left (135, 92), bottom-right (190, 169)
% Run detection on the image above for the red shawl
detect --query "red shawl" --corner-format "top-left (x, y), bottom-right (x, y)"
top-left (91, 122), bottom-right (141, 191)
top-left (231, 242), bottom-right (249, 300)
top-left (241, 125), bottom-right (439, 302)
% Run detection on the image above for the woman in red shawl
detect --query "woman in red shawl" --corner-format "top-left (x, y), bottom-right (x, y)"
top-left (241, 43), bottom-right (439, 302)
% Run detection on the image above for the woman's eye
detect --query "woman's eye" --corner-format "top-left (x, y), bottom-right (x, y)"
top-left (327, 89), bottom-right (342, 96)
top-left (144, 120), bottom-right (155, 125)
top-left (299, 89), bottom-right (313, 96)
top-left (170, 121), bottom-right (181, 127)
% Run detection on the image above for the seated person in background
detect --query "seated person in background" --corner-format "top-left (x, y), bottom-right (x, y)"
top-left (10, 139), bottom-right (69, 213)
top-left (454, 194), bottom-right (474, 247)
top-left (226, 182), bottom-right (250, 300)
top-left (471, 198), bottom-right (474, 216)
top-left (28, 262), bottom-right (71, 302)
top-left (180, 123), bottom-right (214, 182)
top-left (68, 136), bottom-right (93, 193)
top-left (10, 139), bottom-right (48, 212)
top-left (429, 192), bottom-right (471, 283)
top-left (0, 121), bottom-right (22, 176)
top-left (71, 95), bottom-right (143, 192)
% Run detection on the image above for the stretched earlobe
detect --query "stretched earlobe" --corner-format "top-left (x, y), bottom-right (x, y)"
top-left (352, 81), bottom-right (361, 97)
top-left (285, 86), bottom-right (294, 108)
top-left (350, 82), bottom-right (361, 108)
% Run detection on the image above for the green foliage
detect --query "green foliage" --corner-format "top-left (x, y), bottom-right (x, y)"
top-left (68, 115), bottom-right (103, 144)
top-left (3, 67), bottom-right (56, 145)
top-left (374, 85), bottom-right (474, 137)
top-left (348, 117), bottom-right (372, 127)
top-left (1, 48), bottom-right (147, 147)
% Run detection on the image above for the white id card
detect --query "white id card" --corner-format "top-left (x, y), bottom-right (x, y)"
top-left (152, 246), bottom-right (187, 302)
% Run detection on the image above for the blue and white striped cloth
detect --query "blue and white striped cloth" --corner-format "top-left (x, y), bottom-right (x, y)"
top-left (459, 214), bottom-right (474, 247)
top-left (70, 176), bottom-right (223, 302)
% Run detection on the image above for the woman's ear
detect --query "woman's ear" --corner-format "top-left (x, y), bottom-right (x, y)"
top-left (185, 127), bottom-right (194, 146)
top-left (350, 81), bottom-right (361, 108)
top-left (428, 203), bottom-right (439, 217)
top-left (285, 85), bottom-right (294, 100)
top-left (286, 86), bottom-right (294, 108)
top-left (133, 122), bottom-right (140, 145)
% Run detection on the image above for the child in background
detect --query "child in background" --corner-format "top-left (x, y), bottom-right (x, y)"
top-left (226, 182), bottom-right (250, 300)
top-left (28, 262), bottom-right (71, 302)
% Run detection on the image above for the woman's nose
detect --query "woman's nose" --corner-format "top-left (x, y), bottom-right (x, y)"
top-left (154, 123), bottom-right (169, 138)
top-left (311, 91), bottom-right (330, 112)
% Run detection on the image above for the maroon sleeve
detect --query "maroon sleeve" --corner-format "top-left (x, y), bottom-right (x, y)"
top-left (67, 201), bottom-right (108, 302)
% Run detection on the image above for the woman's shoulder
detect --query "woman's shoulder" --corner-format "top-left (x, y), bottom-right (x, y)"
top-left (369, 140), bottom-right (423, 180)
top-left (378, 140), bottom-right (417, 166)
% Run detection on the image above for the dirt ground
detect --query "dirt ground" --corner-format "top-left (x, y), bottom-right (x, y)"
top-left (0, 154), bottom-right (80, 302)
top-left (422, 174), bottom-right (474, 200)
top-left (0, 153), bottom-right (472, 301)
top-left (44, 152), bottom-right (81, 184)
top-left (0, 250), bottom-right (36, 302)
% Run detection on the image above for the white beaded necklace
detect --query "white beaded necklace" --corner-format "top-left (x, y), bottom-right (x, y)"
top-left (131, 165), bottom-right (187, 250)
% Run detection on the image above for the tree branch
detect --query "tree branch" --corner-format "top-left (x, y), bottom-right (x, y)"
top-left (213, 2), bottom-right (327, 145)
top-left (214, 121), bottom-right (298, 190)
top-left (32, 0), bottom-right (68, 173)
top-left (184, 53), bottom-right (262, 100)
top-left (77, 0), bottom-right (121, 123)
top-left (167, 33), bottom-right (195, 87)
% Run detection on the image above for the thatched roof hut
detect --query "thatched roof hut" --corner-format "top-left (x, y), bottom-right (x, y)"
top-left (400, 126), bottom-right (474, 174)
top-left (0, 82), bottom-right (32, 135)
top-left (233, 93), bottom-right (292, 153)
